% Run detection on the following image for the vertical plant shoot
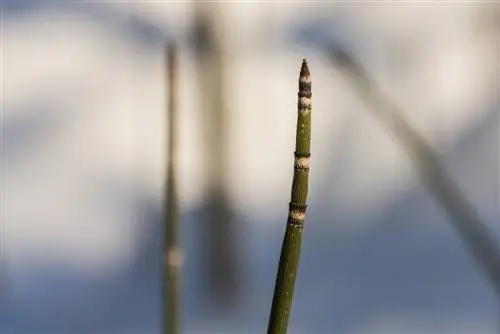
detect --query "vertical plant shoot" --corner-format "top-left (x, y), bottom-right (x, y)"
top-left (192, 2), bottom-right (241, 307)
top-left (267, 59), bottom-right (312, 334)
top-left (164, 41), bottom-right (181, 334)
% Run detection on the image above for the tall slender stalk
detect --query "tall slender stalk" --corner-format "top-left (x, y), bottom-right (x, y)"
top-left (164, 41), bottom-right (181, 334)
top-left (267, 59), bottom-right (312, 334)
top-left (192, 2), bottom-right (240, 307)
top-left (330, 46), bottom-right (500, 296)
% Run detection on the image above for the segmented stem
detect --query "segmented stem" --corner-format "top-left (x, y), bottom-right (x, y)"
top-left (267, 59), bottom-right (312, 334)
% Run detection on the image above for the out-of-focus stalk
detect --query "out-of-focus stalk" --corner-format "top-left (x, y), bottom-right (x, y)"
top-left (267, 59), bottom-right (312, 334)
top-left (164, 41), bottom-right (181, 334)
top-left (191, 2), bottom-right (240, 308)
top-left (330, 46), bottom-right (500, 296)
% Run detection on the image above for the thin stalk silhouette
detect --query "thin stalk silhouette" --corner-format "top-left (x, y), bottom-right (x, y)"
top-left (330, 46), bottom-right (500, 296)
top-left (191, 2), bottom-right (240, 308)
top-left (267, 59), bottom-right (312, 334)
top-left (164, 41), bottom-right (181, 334)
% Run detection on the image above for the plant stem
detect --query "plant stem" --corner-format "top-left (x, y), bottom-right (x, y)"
top-left (267, 59), bottom-right (312, 334)
top-left (164, 41), bottom-right (181, 334)
top-left (192, 2), bottom-right (240, 307)
top-left (330, 46), bottom-right (500, 296)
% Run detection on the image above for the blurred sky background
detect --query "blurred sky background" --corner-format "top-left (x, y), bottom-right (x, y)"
top-left (1, 1), bottom-right (499, 333)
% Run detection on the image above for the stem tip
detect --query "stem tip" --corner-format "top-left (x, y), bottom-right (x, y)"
top-left (300, 58), bottom-right (310, 78)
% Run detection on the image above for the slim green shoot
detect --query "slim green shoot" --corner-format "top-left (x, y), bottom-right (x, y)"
top-left (267, 58), bottom-right (312, 334)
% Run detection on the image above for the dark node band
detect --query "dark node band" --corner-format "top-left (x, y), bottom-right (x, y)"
top-left (289, 202), bottom-right (308, 213)
top-left (294, 157), bottom-right (310, 173)
top-left (298, 101), bottom-right (312, 110)
top-left (299, 81), bottom-right (311, 92)
top-left (298, 91), bottom-right (312, 98)
top-left (294, 151), bottom-right (311, 158)
top-left (287, 202), bottom-right (307, 228)
top-left (287, 217), bottom-right (304, 228)
top-left (294, 165), bottom-right (310, 173)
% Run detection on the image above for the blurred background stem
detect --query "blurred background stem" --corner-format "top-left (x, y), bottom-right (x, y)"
top-left (191, 1), bottom-right (241, 309)
top-left (164, 41), bottom-right (181, 334)
top-left (329, 46), bottom-right (500, 297)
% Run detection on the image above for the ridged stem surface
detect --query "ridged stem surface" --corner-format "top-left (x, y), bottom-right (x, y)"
top-left (267, 59), bottom-right (312, 334)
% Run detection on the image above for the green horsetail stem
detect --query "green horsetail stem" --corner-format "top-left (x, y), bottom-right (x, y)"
top-left (164, 41), bottom-right (181, 334)
top-left (267, 59), bottom-right (312, 334)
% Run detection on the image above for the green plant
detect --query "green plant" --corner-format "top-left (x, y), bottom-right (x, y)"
top-left (267, 59), bottom-right (312, 334)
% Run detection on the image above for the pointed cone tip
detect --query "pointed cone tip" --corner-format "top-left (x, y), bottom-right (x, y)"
top-left (300, 58), bottom-right (310, 77)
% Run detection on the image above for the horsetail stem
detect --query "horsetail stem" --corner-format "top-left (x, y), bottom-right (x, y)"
top-left (267, 59), bottom-right (312, 334)
top-left (164, 41), bottom-right (181, 334)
